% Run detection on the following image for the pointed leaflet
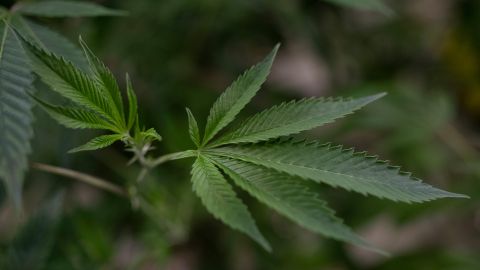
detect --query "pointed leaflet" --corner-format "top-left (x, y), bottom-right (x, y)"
top-left (32, 96), bottom-right (117, 131)
top-left (0, 22), bottom-right (35, 209)
top-left (69, 134), bottom-right (125, 153)
top-left (79, 37), bottom-right (125, 127)
top-left (186, 107), bottom-right (200, 147)
top-left (10, 16), bottom-right (88, 70)
top-left (210, 94), bottom-right (385, 147)
top-left (208, 141), bottom-right (468, 203)
top-left (21, 38), bottom-right (122, 130)
top-left (202, 45), bottom-right (279, 145)
top-left (190, 155), bottom-right (271, 251)
top-left (126, 73), bottom-right (137, 130)
top-left (209, 156), bottom-right (382, 253)
top-left (15, 1), bottom-right (126, 17)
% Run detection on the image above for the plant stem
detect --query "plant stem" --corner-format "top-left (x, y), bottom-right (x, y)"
top-left (32, 162), bottom-right (128, 197)
top-left (151, 150), bottom-right (197, 167)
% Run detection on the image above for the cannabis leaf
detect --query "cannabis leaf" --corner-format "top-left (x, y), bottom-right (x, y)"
top-left (3, 192), bottom-right (63, 270)
top-left (0, 1), bottom-right (124, 209)
top-left (21, 36), bottom-right (160, 154)
top-left (324, 0), bottom-right (392, 15)
top-left (10, 16), bottom-right (88, 69)
top-left (178, 45), bottom-right (467, 252)
top-left (0, 20), bottom-right (34, 209)
top-left (15, 1), bottom-right (127, 17)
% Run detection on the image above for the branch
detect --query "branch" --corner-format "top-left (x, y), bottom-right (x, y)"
top-left (32, 162), bottom-right (128, 197)
top-left (151, 150), bottom-right (197, 167)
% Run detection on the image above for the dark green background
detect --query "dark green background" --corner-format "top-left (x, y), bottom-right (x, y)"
top-left (1, 0), bottom-right (479, 269)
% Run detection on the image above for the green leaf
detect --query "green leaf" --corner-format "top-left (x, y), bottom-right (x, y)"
top-left (202, 44), bottom-right (279, 145)
top-left (125, 73), bottom-right (137, 130)
top-left (325, 0), bottom-right (392, 15)
top-left (0, 22), bottom-right (35, 210)
top-left (186, 107), bottom-right (200, 147)
top-left (21, 38), bottom-right (121, 129)
top-left (209, 155), bottom-right (383, 253)
top-left (69, 134), bottom-right (124, 153)
top-left (140, 128), bottom-right (162, 142)
top-left (4, 192), bottom-right (63, 270)
top-left (79, 37), bottom-right (125, 127)
top-left (10, 15), bottom-right (88, 70)
top-left (190, 155), bottom-right (271, 251)
top-left (208, 141), bottom-right (469, 203)
top-left (210, 94), bottom-right (385, 147)
top-left (15, 1), bottom-right (127, 18)
top-left (32, 96), bottom-right (117, 131)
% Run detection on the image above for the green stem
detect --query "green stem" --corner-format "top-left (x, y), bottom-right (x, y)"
top-left (151, 150), bottom-right (197, 167)
top-left (32, 162), bottom-right (128, 197)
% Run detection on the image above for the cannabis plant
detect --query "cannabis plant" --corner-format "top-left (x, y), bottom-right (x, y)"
top-left (16, 32), bottom-right (468, 253)
top-left (0, 0), bottom-right (124, 209)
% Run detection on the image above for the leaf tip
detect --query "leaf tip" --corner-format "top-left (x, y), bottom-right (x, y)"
top-left (442, 191), bottom-right (470, 200)
top-left (67, 147), bottom-right (82, 154)
top-left (369, 92), bottom-right (387, 101)
top-left (269, 43), bottom-right (281, 60)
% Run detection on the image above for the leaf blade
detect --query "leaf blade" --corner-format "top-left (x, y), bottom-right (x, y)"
top-left (208, 141), bottom-right (468, 203)
top-left (68, 134), bottom-right (124, 153)
top-left (10, 16), bottom-right (88, 70)
top-left (211, 94), bottom-right (385, 146)
top-left (125, 73), bottom-right (137, 130)
top-left (186, 107), bottom-right (200, 147)
top-left (209, 155), bottom-right (383, 253)
top-left (79, 37), bottom-right (125, 127)
top-left (325, 0), bottom-right (392, 15)
top-left (0, 22), bottom-right (35, 209)
top-left (20, 37), bottom-right (120, 127)
top-left (32, 96), bottom-right (117, 131)
top-left (202, 44), bottom-right (279, 145)
top-left (15, 1), bottom-right (127, 18)
top-left (191, 155), bottom-right (271, 251)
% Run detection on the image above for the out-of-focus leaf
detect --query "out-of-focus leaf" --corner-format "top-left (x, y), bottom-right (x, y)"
top-left (15, 1), bottom-right (127, 18)
top-left (4, 192), bottom-right (63, 270)
top-left (324, 0), bottom-right (392, 15)
top-left (0, 21), bottom-right (35, 210)
top-left (10, 15), bottom-right (88, 70)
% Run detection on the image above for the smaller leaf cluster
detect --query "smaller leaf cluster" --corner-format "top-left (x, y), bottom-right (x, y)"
top-left (21, 36), bottom-right (160, 154)
top-left (0, 0), bottom-right (124, 209)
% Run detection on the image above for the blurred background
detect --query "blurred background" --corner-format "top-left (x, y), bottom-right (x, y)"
top-left (1, 0), bottom-right (480, 269)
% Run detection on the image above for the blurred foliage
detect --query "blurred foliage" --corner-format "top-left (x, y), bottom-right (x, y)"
top-left (1, 0), bottom-right (480, 269)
